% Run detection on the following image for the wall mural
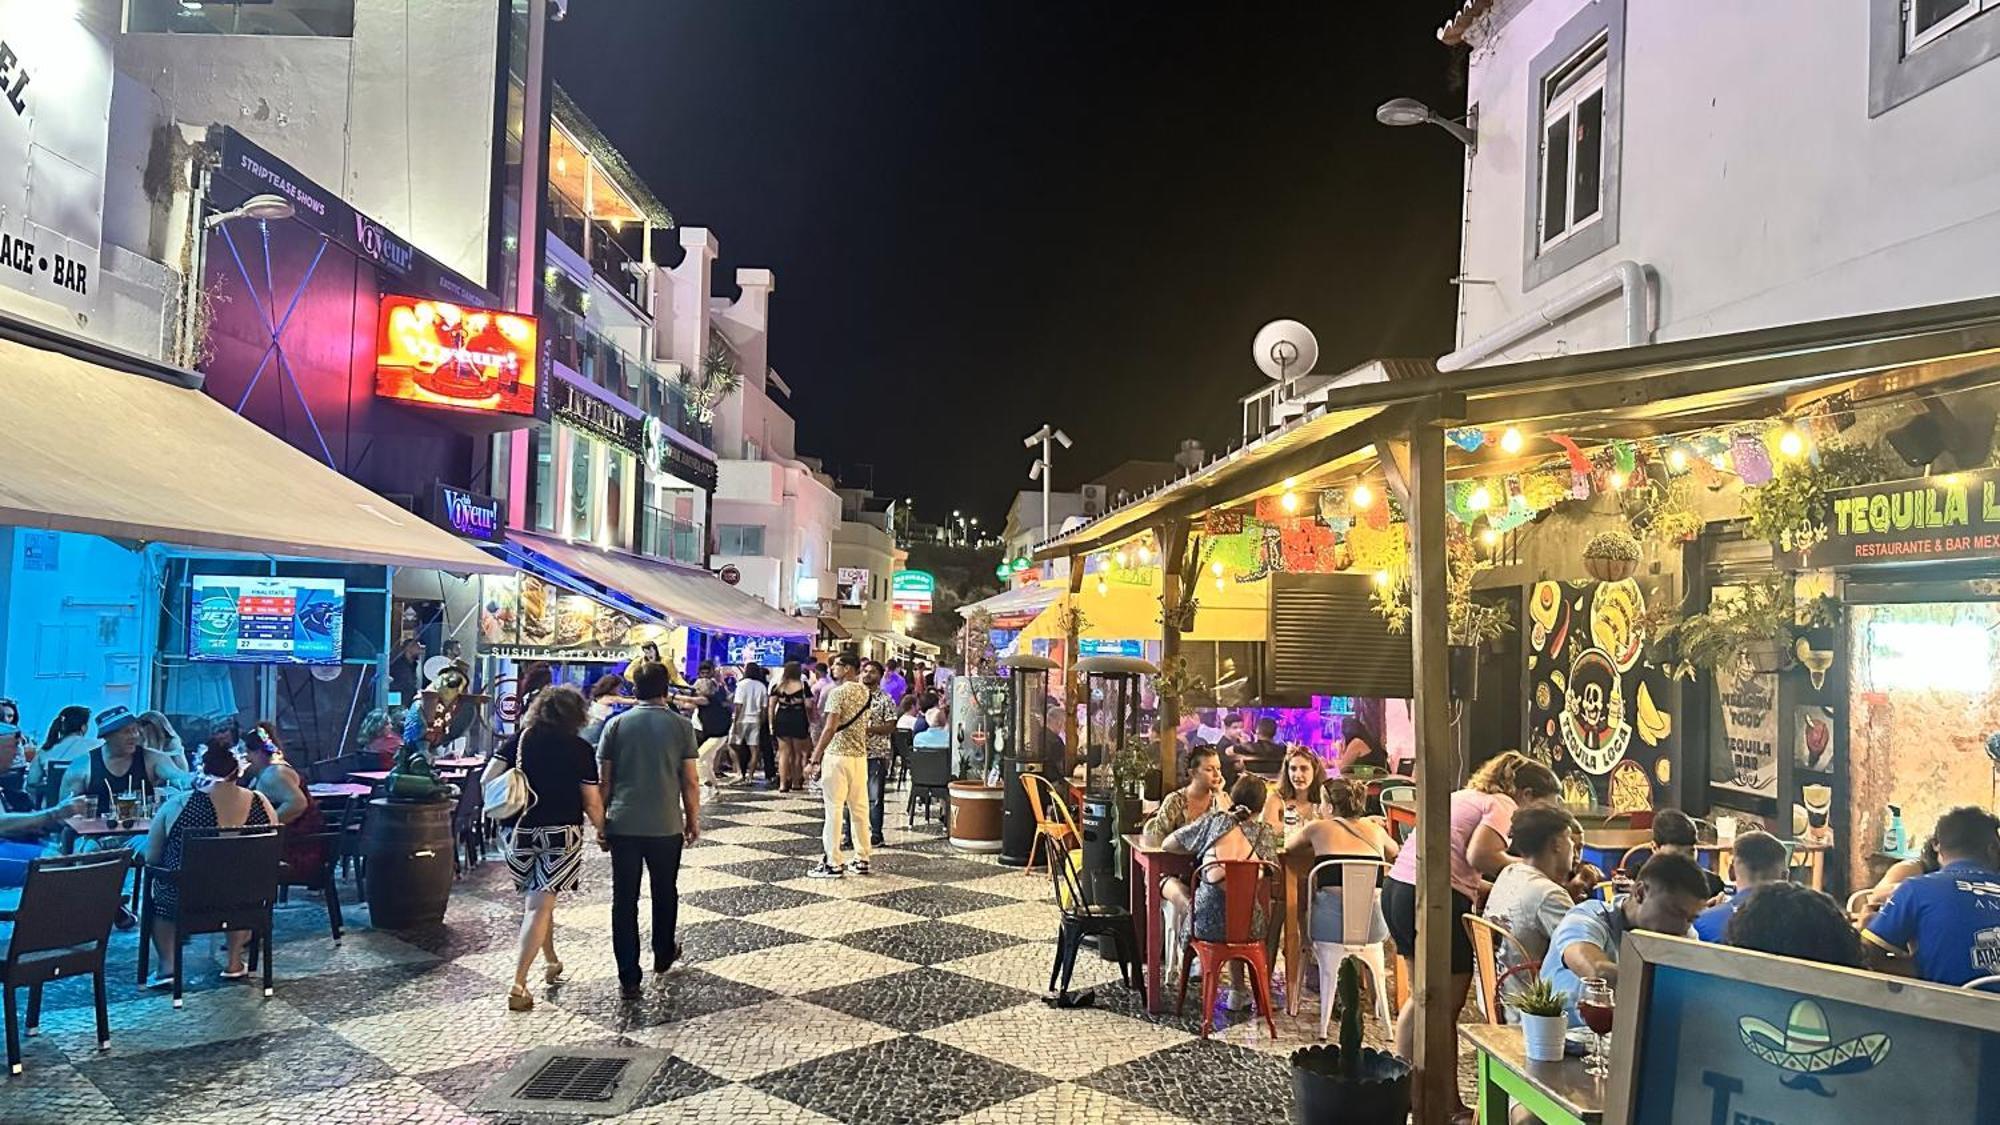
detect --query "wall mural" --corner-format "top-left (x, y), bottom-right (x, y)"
top-left (1525, 578), bottom-right (1676, 812)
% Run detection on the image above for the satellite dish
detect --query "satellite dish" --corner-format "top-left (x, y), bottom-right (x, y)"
top-left (1253, 319), bottom-right (1319, 382)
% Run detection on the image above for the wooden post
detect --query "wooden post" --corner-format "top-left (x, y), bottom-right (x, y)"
top-left (1156, 518), bottom-right (1190, 787)
top-left (1063, 552), bottom-right (1085, 755)
top-left (1405, 403), bottom-right (1458, 1122)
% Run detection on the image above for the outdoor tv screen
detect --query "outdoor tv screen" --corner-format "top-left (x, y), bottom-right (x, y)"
top-left (189, 575), bottom-right (347, 665)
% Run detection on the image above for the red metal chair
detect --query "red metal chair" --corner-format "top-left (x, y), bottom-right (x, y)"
top-left (1173, 857), bottom-right (1280, 1039)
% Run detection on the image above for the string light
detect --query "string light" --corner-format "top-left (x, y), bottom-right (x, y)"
top-left (1467, 485), bottom-right (1492, 511)
top-left (1115, 549), bottom-right (1129, 568)
top-left (1095, 578), bottom-right (1108, 596)
top-left (1281, 491), bottom-right (1300, 513)
top-left (1777, 428), bottom-right (1806, 458)
top-left (1609, 470), bottom-right (1628, 490)
top-left (1372, 570), bottom-right (1390, 587)
top-left (1479, 527), bottom-right (1499, 548)
top-left (1214, 577), bottom-right (1225, 592)
top-left (1667, 447), bottom-right (1689, 472)
top-left (1352, 483), bottom-right (1375, 510)
top-left (1210, 560), bottom-right (1224, 577)
top-left (1499, 427), bottom-right (1524, 455)
top-left (1137, 545), bottom-right (1152, 564)
top-left (1283, 476), bottom-right (1297, 489)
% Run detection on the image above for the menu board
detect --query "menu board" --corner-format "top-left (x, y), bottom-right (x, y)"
top-left (479, 574), bottom-right (667, 661)
top-left (1614, 938), bottom-right (2000, 1125)
top-left (190, 575), bottom-right (346, 665)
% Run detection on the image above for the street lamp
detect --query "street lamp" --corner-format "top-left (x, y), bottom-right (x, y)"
top-left (1375, 97), bottom-right (1478, 153)
top-left (1023, 423), bottom-right (1072, 545)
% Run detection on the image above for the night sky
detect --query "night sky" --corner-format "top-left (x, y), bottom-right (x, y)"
top-left (550, 2), bottom-right (1468, 525)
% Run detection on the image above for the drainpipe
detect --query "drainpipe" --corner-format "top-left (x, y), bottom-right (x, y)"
top-left (1438, 259), bottom-right (1655, 371)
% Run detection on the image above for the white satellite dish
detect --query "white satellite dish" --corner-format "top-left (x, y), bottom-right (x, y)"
top-left (1252, 319), bottom-right (1319, 382)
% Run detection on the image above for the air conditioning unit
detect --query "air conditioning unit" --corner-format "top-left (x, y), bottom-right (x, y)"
top-left (1079, 484), bottom-right (1107, 515)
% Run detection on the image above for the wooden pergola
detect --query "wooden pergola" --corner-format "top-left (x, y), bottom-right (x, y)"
top-left (1033, 293), bottom-right (2000, 1120)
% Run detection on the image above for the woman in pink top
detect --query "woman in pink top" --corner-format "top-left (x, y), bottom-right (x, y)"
top-left (1382, 751), bottom-right (1560, 1119)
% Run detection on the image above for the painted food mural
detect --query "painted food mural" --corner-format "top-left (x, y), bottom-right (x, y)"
top-left (1526, 578), bottom-right (1674, 811)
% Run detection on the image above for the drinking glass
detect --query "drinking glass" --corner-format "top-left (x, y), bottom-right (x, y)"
top-left (1578, 977), bottom-right (1616, 1078)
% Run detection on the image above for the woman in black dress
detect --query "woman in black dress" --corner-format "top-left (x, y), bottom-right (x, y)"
top-left (768, 661), bottom-right (814, 792)
top-left (481, 685), bottom-right (605, 1012)
top-left (142, 739), bottom-right (278, 986)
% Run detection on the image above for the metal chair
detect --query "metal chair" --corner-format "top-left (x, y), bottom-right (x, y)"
top-left (906, 745), bottom-right (951, 828)
top-left (1174, 858), bottom-right (1281, 1039)
top-left (889, 729), bottom-right (914, 790)
top-left (137, 827), bottom-right (282, 1008)
top-left (0, 849), bottom-right (131, 1073)
top-left (1616, 844), bottom-right (1655, 875)
top-left (1463, 913), bottom-right (1540, 1024)
top-left (1045, 836), bottom-right (1140, 996)
top-left (1302, 857), bottom-right (1392, 1034)
top-left (449, 777), bottom-right (485, 876)
top-left (1018, 771), bottom-right (1081, 876)
top-left (275, 800), bottom-right (349, 942)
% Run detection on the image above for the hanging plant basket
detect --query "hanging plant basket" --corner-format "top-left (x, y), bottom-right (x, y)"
top-left (1585, 556), bottom-right (1639, 582)
top-left (1741, 637), bottom-right (1790, 674)
top-left (1582, 530), bottom-right (1643, 583)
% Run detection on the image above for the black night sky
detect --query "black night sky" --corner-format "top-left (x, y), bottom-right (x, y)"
top-left (550, 2), bottom-right (1468, 526)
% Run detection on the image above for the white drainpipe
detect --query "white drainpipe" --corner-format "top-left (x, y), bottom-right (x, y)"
top-left (1437, 260), bottom-right (1655, 372)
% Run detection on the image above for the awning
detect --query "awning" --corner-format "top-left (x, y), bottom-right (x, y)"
top-left (0, 331), bottom-right (507, 574)
top-left (819, 617), bottom-right (852, 640)
top-left (958, 580), bottom-right (1063, 622)
top-left (502, 530), bottom-right (811, 638)
top-left (1018, 574), bottom-right (1269, 643)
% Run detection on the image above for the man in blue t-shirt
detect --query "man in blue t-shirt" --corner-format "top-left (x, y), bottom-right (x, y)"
top-left (1693, 830), bottom-right (1789, 942)
top-left (1865, 805), bottom-right (2000, 986)
top-left (1542, 852), bottom-right (1710, 1024)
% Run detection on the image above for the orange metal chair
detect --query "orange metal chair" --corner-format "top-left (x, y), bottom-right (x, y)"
top-left (1174, 858), bottom-right (1280, 1039)
top-left (1462, 914), bottom-right (1540, 1024)
top-left (1018, 771), bottom-right (1081, 876)
top-left (1615, 845), bottom-right (1655, 876)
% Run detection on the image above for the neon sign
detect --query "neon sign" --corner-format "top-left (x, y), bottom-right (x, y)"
top-left (375, 295), bottom-right (537, 416)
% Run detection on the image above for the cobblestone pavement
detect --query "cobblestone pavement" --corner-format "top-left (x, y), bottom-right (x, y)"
top-left (0, 783), bottom-right (1473, 1124)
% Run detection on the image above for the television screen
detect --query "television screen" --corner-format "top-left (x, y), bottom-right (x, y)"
top-left (726, 636), bottom-right (789, 668)
top-left (190, 575), bottom-right (346, 665)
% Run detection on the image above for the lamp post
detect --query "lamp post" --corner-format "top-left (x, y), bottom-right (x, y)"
top-left (1023, 423), bottom-right (1072, 546)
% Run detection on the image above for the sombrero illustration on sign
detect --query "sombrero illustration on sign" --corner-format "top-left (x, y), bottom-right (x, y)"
top-left (1738, 998), bottom-right (1891, 1097)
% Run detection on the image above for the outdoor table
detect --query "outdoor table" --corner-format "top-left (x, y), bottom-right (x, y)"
top-left (63, 816), bottom-right (151, 847)
top-left (1578, 827), bottom-right (1653, 873)
top-left (1697, 838), bottom-right (1827, 890)
top-left (309, 782), bottom-right (373, 799)
top-left (1466, 1023), bottom-right (1604, 1125)
top-left (432, 756), bottom-right (485, 772)
top-left (1124, 832), bottom-right (1193, 1013)
top-left (348, 770), bottom-right (391, 783)
top-left (1383, 797), bottom-right (1415, 841)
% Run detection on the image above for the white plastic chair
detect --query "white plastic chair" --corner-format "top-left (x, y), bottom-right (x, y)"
top-left (1305, 857), bottom-right (1391, 1038)
top-left (1962, 975), bottom-right (2000, 993)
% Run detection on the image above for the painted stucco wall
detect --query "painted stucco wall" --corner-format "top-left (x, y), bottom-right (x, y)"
top-left (1455, 0), bottom-right (2000, 363)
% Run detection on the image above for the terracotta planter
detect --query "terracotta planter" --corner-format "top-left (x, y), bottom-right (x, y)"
top-left (1584, 555), bottom-right (1638, 582)
top-left (947, 780), bottom-right (1004, 853)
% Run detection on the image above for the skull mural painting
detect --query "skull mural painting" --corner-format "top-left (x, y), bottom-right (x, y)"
top-left (1526, 579), bottom-right (1674, 812)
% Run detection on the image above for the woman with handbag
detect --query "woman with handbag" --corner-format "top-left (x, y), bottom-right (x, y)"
top-left (481, 685), bottom-right (604, 1012)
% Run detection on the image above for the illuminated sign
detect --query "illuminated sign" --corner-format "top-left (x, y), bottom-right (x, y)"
top-left (837, 567), bottom-right (869, 608)
top-left (891, 569), bottom-right (935, 613)
top-left (375, 295), bottom-right (537, 416)
top-left (432, 483), bottom-right (501, 542)
top-left (551, 373), bottom-right (645, 456)
top-left (1809, 466), bottom-right (2000, 567)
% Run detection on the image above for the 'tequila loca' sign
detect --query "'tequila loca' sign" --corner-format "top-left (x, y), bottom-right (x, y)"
top-left (1807, 466), bottom-right (2000, 567)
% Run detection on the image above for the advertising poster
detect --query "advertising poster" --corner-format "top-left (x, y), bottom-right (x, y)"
top-left (1525, 578), bottom-right (1673, 812)
top-left (375, 295), bottom-right (538, 416)
top-left (190, 575), bottom-right (345, 665)
top-left (1715, 665), bottom-right (1779, 799)
top-left (837, 567), bottom-right (869, 608)
top-left (479, 574), bottom-right (666, 662)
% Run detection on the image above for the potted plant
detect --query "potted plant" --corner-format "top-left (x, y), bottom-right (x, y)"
top-left (1583, 530), bottom-right (1643, 582)
top-left (1657, 576), bottom-right (1797, 678)
top-left (1374, 534), bottom-right (1511, 699)
top-left (1507, 977), bottom-right (1571, 1063)
top-left (1291, 956), bottom-right (1412, 1124)
top-left (1741, 443), bottom-right (1886, 557)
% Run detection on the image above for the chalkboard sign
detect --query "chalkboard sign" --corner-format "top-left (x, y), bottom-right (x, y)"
top-left (1606, 935), bottom-right (2000, 1125)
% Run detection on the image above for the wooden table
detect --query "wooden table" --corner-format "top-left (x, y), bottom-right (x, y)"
top-left (348, 770), bottom-right (391, 783)
top-left (1124, 833), bottom-right (1193, 1014)
top-left (62, 815), bottom-right (152, 855)
top-left (1466, 1024), bottom-right (1603, 1125)
top-left (1697, 838), bottom-right (1828, 890)
top-left (432, 756), bottom-right (485, 771)
top-left (309, 782), bottom-right (373, 799)
top-left (1383, 798), bottom-right (1415, 842)
top-left (1578, 828), bottom-right (1653, 873)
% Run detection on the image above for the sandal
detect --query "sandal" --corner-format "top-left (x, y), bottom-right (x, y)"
top-left (544, 959), bottom-right (565, 984)
top-left (219, 968), bottom-right (250, 981)
top-left (508, 986), bottom-right (534, 1012)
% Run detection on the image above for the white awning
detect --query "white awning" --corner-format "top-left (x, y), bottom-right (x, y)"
top-left (504, 530), bottom-right (812, 638)
top-left (0, 335), bottom-right (507, 573)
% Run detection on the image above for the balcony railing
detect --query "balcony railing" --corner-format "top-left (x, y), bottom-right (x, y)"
top-left (545, 306), bottom-right (714, 451)
top-left (640, 506), bottom-right (705, 567)
top-left (548, 189), bottom-right (647, 309)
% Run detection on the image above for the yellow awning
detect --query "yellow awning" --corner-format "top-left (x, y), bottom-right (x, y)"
top-left (1018, 573), bottom-right (1267, 643)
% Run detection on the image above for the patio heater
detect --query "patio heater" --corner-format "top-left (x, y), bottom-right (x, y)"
top-left (997, 654), bottom-right (1057, 867)
top-left (1076, 655), bottom-right (1158, 904)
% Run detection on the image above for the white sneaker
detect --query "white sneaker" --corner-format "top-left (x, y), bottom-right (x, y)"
top-left (806, 860), bottom-right (845, 879)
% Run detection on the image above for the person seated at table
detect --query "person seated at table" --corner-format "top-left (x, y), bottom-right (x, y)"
top-left (0, 723), bottom-right (88, 844)
top-left (1229, 717), bottom-right (1287, 782)
top-left (1855, 835), bottom-right (1940, 926)
top-left (242, 723), bottom-right (329, 879)
top-left (1483, 806), bottom-right (1581, 971)
top-left (1265, 746), bottom-right (1328, 829)
top-left (24, 705), bottom-right (93, 797)
top-left (1162, 773), bottom-right (1282, 1010)
top-left (60, 706), bottom-right (190, 814)
top-left (355, 706), bottom-right (405, 770)
top-left (1864, 805), bottom-right (2000, 986)
top-left (1691, 830), bottom-right (1788, 942)
top-left (136, 711), bottom-right (192, 774)
top-left (1541, 852), bottom-right (1709, 1020)
top-left (1288, 777), bottom-right (1398, 949)
top-left (1564, 823), bottom-right (1606, 902)
top-left (0, 718), bottom-right (32, 814)
top-left (142, 738), bottom-right (279, 987)
top-left (1648, 808), bottom-right (1726, 899)
top-left (1142, 746), bottom-right (1227, 847)
top-left (1724, 881), bottom-right (1863, 968)
top-left (1332, 714), bottom-right (1389, 777)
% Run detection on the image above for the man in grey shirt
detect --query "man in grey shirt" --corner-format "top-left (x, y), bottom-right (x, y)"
top-left (597, 659), bottom-right (702, 1000)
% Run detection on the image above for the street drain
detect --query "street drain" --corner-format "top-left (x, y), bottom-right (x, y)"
top-left (474, 1046), bottom-right (667, 1116)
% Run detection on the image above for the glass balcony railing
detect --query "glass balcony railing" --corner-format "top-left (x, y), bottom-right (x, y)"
top-left (545, 305), bottom-right (714, 451)
top-left (640, 506), bottom-right (705, 567)
top-left (548, 189), bottom-right (648, 309)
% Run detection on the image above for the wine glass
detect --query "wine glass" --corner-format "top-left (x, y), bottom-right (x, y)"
top-left (1578, 977), bottom-right (1616, 1078)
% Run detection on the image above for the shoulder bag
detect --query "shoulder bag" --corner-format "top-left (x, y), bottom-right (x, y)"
top-left (482, 735), bottom-right (538, 821)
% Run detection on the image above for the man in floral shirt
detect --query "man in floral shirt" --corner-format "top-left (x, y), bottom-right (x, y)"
top-left (859, 659), bottom-right (901, 849)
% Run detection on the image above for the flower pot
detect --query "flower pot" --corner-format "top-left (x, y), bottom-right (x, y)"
top-left (947, 780), bottom-right (1004, 853)
top-left (1741, 637), bottom-right (1788, 673)
top-left (1519, 1012), bottom-right (1568, 1062)
top-left (1584, 556), bottom-right (1637, 582)
top-left (1289, 1044), bottom-right (1411, 1125)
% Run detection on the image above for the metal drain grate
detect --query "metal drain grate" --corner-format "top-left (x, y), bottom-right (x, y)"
top-left (474, 1046), bottom-right (667, 1116)
top-left (518, 1055), bottom-right (631, 1102)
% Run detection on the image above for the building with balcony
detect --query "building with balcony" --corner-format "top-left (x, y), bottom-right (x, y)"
top-left (833, 488), bottom-right (904, 660)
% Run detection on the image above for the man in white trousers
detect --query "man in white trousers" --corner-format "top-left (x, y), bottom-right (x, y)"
top-left (806, 652), bottom-right (874, 878)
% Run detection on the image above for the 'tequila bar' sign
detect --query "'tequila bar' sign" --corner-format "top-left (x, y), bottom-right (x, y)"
top-left (1807, 467), bottom-right (2000, 567)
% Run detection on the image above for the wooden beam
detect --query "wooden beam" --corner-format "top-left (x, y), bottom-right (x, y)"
top-left (1063, 552), bottom-right (1085, 756)
top-left (1404, 398), bottom-right (1461, 1121)
top-left (1155, 518), bottom-right (1191, 788)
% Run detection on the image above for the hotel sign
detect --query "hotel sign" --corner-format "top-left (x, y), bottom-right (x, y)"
top-left (1808, 468), bottom-right (2000, 567)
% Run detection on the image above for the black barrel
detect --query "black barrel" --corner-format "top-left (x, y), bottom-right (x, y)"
top-left (999, 757), bottom-right (1042, 867)
top-left (363, 798), bottom-right (454, 929)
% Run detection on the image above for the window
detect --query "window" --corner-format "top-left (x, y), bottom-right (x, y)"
top-left (1872, 0), bottom-right (2000, 113)
top-left (717, 524), bottom-right (765, 556)
top-left (1522, 1), bottom-right (1625, 290)
top-left (127, 0), bottom-right (356, 35)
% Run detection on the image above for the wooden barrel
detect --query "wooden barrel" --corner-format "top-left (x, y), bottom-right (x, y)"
top-left (363, 798), bottom-right (454, 929)
top-left (948, 780), bottom-right (1004, 853)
